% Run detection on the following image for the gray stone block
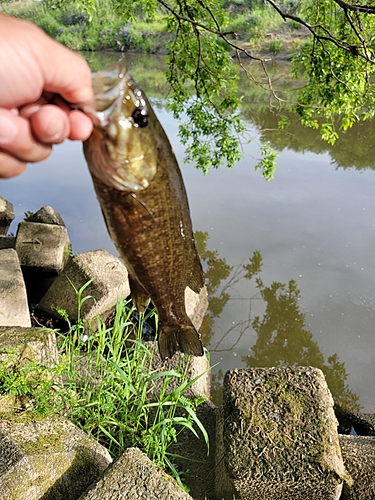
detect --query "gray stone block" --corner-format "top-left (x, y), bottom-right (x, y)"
top-left (0, 326), bottom-right (59, 365)
top-left (0, 326), bottom-right (60, 412)
top-left (215, 405), bottom-right (239, 500)
top-left (185, 285), bottom-right (208, 331)
top-left (38, 250), bottom-right (130, 324)
top-left (350, 412), bottom-right (375, 436)
top-left (145, 285), bottom-right (210, 399)
top-left (0, 415), bottom-right (112, 500)
top-left (0, 248), bottom-right (30, 327)
top-left (25, 205), bottom-right (66, 226)
top-left (0, 196), bottom-right (14, 235)
top-left (171, 401), bottom-right (221, 500)
top-left (223, 367), bottom-right (346, 500)
top-left (15, 221), bottom-right (71, 273)
top-left (78, 447), bottom-right (192, 500)
top-left (0, 235), bottom-right (15, 249)
top-left (340, 435), bottom-right (375, 500)
top-left (147, 344), bottom-right (211, 400)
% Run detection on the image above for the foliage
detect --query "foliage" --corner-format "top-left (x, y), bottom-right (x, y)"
top-left (4, 0), bottom-right (375, 176)
top-left (0, 292), bottom-right (209, 488)
top-left (106, 0), bottom-right (375, 169)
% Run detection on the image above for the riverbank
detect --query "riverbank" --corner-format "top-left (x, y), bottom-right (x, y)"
top-left (0, 1), bottom-right (309, 59)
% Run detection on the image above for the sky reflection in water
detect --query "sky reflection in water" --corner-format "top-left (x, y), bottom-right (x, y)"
top-left (2, 54), bottom-right (375, 414)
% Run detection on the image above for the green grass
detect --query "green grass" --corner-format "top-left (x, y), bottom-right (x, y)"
top-left (0, 286), bottom-right (209, 491)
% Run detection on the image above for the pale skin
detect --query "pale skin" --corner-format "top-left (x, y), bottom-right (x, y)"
top-left (0, 14), bottom-right (94, 178)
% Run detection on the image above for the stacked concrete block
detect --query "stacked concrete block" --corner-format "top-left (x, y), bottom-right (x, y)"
top-left (185, 285), bottom-right (209, 331)
top-left (169, 401), bottom-right (220, 500)
top-left (0, 196), bottom-right (14, 235)
top-left (15, 221), bottom-right (70, 273)
top-left (0, 326), bottom-right (60, 412)
top-left (0, 416), bottom-right (112, 500)
top-left (340, 435), bottom-right (375, 500)
top-left (0, 235), bottom-right (15, 250)
top-left (78, 447), bottom-right (192, 500)
top-left (38, 250), bottom-right (130, 324)
top-left (147, 343), bottom-right (210, 400)
top-left (146, 285), bottom-right (210, 399)
top-left (0, 326), bottom-right (59, 366)
top-left (0, 248), bottom-right (30, 327)
top-left (222, 367), bottom-right (347, 500)
top-left (25, 205), bottom-right (66, 226)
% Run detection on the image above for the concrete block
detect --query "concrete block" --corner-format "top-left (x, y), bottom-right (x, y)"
top-left (0, 326), bottom-right (60, 412)
top-left (0, 326), bottom-right (59, 365)
top-left (223, 367), bottom-right (346, 500)
top-left (0, 415), bottom-right (112, 500)
top-left (340, 435), bottom-right (375, 500)
top-left (38, 250), bottom-right (130, 324)
top-left (215, 405), bottom-right (239, 500)
top-left (0, 196), bottom-right (14, 235)
top-left (15, 221), bottom-right (71, 273)
top-left (185, 285), bottom-right (209, 331)
top-left (147, 343), bottom-right (210, 400)
top-left (171, 401), bottom-right (221, 500)
top-left (25, 205), bottom-right (66, 226)
top-left (78, 447), bottom-right (192, 500)
top-left (0, 235), bottom-right (15, 249)
top-left (0, 248), bottom-right (30, 327)
top-left (350, 412), bottom-right (375, 436)
top-left (144, 285), bottom-right (209, 398)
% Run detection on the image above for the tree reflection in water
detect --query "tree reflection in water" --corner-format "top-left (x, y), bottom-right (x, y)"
top-left (195, 231), bottom-right (360, 419)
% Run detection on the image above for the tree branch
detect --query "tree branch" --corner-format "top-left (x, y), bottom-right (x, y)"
top-left (333, 0), bottom-right (375, 14)
top-left (264, 0), bottom-right (375, 63)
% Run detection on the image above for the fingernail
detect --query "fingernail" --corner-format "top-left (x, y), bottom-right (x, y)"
top-left (0, 114), bottom-right (18, 143)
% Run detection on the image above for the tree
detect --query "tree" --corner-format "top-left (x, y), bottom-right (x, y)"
top-left (77, 0), bottom-right (375, 176)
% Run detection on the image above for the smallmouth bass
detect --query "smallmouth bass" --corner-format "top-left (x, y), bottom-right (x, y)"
top-left (82, 61), bottom-right (204, 361)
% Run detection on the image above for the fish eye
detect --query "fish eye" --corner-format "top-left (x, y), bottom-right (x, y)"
top-left (132, 108), bottom-right (148, 128)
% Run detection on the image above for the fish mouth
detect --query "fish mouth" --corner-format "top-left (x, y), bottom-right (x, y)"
top-left (82, 59), bottom-right (158, 193)
top-left (80, 69), bottom-right (125, 126)
top-left (78, 60), bottom-right (145, 129)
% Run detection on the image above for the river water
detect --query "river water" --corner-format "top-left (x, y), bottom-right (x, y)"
top-left (2, 53), bottom-right (375, 414)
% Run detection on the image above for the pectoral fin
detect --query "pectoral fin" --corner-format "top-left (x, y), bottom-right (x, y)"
top-left (188, 254), bottom-right (204, 293)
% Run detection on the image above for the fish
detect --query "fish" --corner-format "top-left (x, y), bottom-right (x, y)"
top-left (82, 60), bottom-right (204, 361)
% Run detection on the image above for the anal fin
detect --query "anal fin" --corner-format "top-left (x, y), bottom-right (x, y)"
top-left (129, 274), bottom-right (149, 313)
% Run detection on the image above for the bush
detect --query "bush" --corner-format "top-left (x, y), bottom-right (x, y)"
top-left (267, 39), bottom-right (283, 54)
top-left (35, 14), bottom-right (60, 37)
top-left (55, 27), bottom-right (86, 50)
top-left (62, 12), bottom-right (89, 26)
top-left (116, 26), bottom-right (138, 51)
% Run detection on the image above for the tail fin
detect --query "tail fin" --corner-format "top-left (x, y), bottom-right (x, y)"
top-left (158, 324), bottom-right (204, 361)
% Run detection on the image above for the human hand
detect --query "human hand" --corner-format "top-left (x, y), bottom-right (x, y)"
top-left (0, 14), bottom-right (94, 178)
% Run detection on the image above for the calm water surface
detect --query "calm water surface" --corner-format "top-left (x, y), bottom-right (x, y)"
top-left (2, 54), bottom-right (375, 413)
